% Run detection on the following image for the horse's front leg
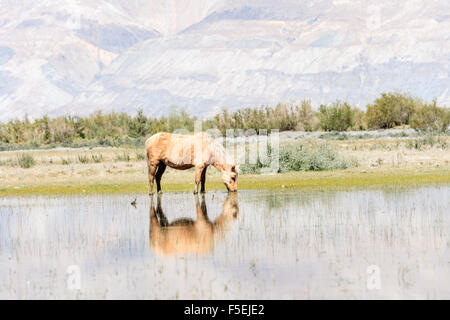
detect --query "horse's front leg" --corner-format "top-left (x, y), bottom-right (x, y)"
top-left (194, 165), bottom-right (204, 194)
top-left (200, 166), bottom-right (207, 193)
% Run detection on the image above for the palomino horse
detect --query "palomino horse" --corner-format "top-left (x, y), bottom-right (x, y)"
top-left (145, 132), bottom-right (238, 194)
top-left (149, 193), bottom-right (239, 256)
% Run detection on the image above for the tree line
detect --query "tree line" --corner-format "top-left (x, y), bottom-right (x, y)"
top-left (0, 92), bottom-right (449, 149)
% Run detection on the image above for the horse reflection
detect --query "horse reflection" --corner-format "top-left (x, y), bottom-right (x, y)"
top-left (149, 193), bottom-right (239, 256)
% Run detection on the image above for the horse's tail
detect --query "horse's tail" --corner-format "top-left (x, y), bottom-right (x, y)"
top-left (145, 137), bottom-right (152, 174)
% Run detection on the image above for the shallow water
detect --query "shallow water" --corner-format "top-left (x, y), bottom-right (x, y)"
top-left (0, 186), bottom-right (449, 299)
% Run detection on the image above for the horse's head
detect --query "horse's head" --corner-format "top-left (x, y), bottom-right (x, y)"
top-left (222, 192), bottom-right (239, 218)
top-left (222, 165), bottom-right (238, 192)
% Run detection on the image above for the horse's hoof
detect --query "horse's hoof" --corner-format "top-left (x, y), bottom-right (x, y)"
top-left (149, 192), bottom-right (153, 196)
top-left (193, 191), bottom-right (198, 194)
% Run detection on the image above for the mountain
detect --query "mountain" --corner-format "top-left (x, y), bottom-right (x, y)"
top-left (0, 0), bottom-right (449, 121)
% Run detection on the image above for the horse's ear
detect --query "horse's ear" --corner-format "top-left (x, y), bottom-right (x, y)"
top-left (234, 165), bottom-right (240, 173)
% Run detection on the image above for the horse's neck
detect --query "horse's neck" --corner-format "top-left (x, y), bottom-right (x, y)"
top-left (212, 162), bottom-right (225, 172)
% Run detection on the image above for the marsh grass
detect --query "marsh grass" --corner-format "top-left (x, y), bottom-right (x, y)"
top-left (61, 157), bottom-right (72, 165)
top-left (135, 152), bottom-right (146, 161)
top-left (77, 154), bottom-right (90, 164)
top-left (0, 158), bottom-right (15, 166)
top-left (116, 152), bottom-right (130, 162)
top-left (91, 154), bottom-right (103, 163)
top-left (17, 153), bottom-right (35, 168)
top-left (406, 133), bottom-right (449, 150)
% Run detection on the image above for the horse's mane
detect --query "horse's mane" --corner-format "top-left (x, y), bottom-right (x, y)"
top-left (204, 134), bottom-right (234, 166)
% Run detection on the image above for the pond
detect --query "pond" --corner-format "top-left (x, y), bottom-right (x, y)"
top-left (0, 186), bottom-right (448, 299)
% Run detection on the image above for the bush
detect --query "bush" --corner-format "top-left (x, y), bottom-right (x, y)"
top-left (295, 100), bottom-right (319, 131)
top-left (410, 100), bottom-right (450, 132)
top-left (278, 142), bottom-right (357, 172)
top-left (318, 101), bottom-right (358, 131)
top-left (240, 141), bottom-right (357, 173)
top-left (17, 153), bottom-right (35, 168)
top-left (365, 92), bottom-right (419, 129)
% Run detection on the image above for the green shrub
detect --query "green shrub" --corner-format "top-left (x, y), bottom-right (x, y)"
top-left (410, 100), bottom-right (449, 132)
top-left (241, 141), bottom-right (357, 173)
top-left (365, 92), bottom-right (419, 129)
top-left (295, 100), bottom-right (320, 131)
top-left (17, 153), bottom-right (35, 168)
top-left (278, 142), bottom-right (357, 172)
top-left (318, 101), bottom-right (358, 131)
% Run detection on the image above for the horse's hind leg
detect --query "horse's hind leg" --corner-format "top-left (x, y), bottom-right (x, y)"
top-left (148, 161), bottom-right (158, 196)
top-left (200, 166), bottom-right (207, 193)
top-left (155, 163), bottom-right (166, 194)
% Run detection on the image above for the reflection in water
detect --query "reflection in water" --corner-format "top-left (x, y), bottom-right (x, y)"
top-left (0, 186), bottom-right (448, 299)
top-left (150, 194), bottom-right (239, 256)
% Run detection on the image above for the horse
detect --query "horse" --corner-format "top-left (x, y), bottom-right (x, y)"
top-left (149, 193), bottom-right (239, 256)
top-left (145, 132), bottom-right (238, 194)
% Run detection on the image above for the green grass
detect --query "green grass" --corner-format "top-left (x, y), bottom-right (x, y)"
top-left (1, 168), bottom-right (448, 196)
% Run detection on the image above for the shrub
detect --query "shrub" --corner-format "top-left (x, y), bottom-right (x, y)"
top-left (241, 141), bottom-right (357, 173)
top-left (17, 153), bottom-right (35, 168)
top-left (278, 142), bottom-right (357, 172)
top-left (365, 92), bottom-right (419, 129)
top-left (318, 101), bottom-right (357, 131)
top-left (295, 100), bottom-right (319, 131)
top-left (410, 100), bottom-right (449, 132)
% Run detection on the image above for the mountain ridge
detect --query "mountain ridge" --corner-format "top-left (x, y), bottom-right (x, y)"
top-left (0, 0), bottom-right (448, 121)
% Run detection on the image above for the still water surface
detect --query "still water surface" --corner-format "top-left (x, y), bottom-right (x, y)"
top-left (0, 186), bottom-right (449, 299)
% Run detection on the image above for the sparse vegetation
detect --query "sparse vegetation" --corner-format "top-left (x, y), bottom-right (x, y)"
top-left (17, 153), bottom-right (35, 168)
top-left (91, 154), bottom-right (103, 163)
top-left (0, 93), bottom-right (448, 151)
top-left (116, 152), bottom-right (130, 162)
top-left (77, 154), bottom-right (89, 164)
top-left (135, 152), bottom-right (146, 161)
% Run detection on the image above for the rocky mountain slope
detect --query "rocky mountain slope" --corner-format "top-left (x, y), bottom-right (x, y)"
top-left (0, 0), bottom-right (448, 120)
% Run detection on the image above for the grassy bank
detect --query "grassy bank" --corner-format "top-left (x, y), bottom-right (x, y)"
top-left (1, 167), bottom-right (449, 196)
top-left (1, 133), bottom-right (449, 196)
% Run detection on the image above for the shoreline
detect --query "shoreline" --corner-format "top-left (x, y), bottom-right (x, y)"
top-left (1, 167), bottom-right (449, 196)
